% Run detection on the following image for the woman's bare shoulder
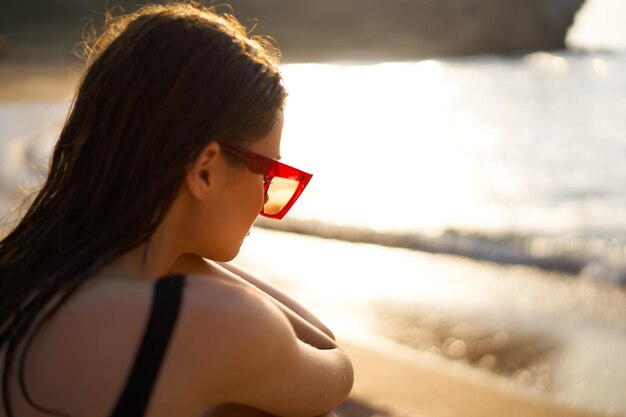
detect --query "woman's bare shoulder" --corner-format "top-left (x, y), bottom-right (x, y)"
top-left (175, 273), bottom-right (295, 363)
top-left (153, 274), bottom-right (296, 408)
top-left (59, 272), bottom-right (284, 346)
top-left (170, 274), bottom-right (354, 416)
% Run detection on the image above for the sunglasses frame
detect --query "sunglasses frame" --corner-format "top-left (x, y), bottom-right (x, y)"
top-left (220, 142), bottom-right (313, 219)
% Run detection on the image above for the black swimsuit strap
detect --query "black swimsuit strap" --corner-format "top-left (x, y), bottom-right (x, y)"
top-left (110, 274), bottom-right (185, 417)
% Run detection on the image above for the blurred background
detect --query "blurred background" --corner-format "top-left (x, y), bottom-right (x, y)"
top-left (1, 0), bottom-right (626, 416)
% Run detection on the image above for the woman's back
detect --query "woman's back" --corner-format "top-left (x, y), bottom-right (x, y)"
top-left (1, 271), bottom-right (303, 417)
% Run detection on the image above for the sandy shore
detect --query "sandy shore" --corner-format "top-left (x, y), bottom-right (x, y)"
top-left (0, 60), bottom-right (609, 417)
top-left (335, 339), bottom-right (599, 417)
top-left (0, 60), bottom-right (82, 102)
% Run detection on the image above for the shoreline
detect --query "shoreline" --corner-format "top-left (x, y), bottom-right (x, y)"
top-left (233, 228), bottom-right (626, 417)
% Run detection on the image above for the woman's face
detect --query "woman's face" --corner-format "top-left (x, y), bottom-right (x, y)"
top-left (197, 112), bottom-right (284, 261)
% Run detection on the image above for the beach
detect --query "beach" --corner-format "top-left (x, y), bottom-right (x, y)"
top-left (2, 59), bottom-right (624, 417)
top-left (3, 0), bottom-right (626, 415)
top-left (337, 341), bottom-right (597, 417)
top-left (234, 228), bottom-right (623, 417)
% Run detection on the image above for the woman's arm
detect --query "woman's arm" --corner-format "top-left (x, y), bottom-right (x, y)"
top-left (169, 254), bottom-right (336, 349)
top-left (181, 281), bottom-right (353, 417)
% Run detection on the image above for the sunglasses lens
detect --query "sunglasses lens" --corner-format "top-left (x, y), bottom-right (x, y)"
top-left (263, 177), bottom-right (300, 216)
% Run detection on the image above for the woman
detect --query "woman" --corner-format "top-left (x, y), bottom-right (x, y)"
top-left (0, 3), bottom-right (353, 417)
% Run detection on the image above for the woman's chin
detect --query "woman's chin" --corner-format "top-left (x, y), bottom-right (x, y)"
top-left (208, 245), bottom-right (242, 263)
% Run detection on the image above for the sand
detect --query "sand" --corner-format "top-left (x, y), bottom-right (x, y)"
top-left (0, 60), bottom-right (83, 102)
top-left (0, 60), bottom-right (607, 417)
top-left (335, 339), bottom-right (600, 417)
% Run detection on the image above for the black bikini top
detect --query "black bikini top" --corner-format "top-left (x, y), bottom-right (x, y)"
top-left (110, 274), bottom-right (185, 417)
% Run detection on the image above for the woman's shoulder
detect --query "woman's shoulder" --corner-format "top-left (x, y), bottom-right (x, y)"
top-left (175, 273), bottom-right (295, 366)
top-left (184, 272), bottom-right (283, 320)
top-left (144, 273), bottom-right (297, 411)
top-left (63, 271), bottom-right (287, 343)
top-left (170, 274), bottom-right (354, 417)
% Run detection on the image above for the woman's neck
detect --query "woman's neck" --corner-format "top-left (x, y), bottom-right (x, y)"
top-left (102, 206), bottom-right (187, 279)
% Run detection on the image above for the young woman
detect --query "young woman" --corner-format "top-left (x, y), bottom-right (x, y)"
top-left (0, 3), bottom-right (353, 417)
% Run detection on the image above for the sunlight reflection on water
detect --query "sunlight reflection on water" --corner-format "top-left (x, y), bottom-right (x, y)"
top-left (278, 52), bottom-right (626, 239)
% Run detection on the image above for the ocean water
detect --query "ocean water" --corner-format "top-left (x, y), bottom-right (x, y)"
top-left (273, 50), bottom-right (626, 285)
top-left (1, 50), bottom-right (626, 415)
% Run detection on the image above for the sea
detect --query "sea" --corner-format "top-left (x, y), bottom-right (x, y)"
top-left (1, 49), bottom-right (626, 417)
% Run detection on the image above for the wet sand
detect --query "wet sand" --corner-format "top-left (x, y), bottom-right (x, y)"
top-left (337, 339), bottom-right (599, 417)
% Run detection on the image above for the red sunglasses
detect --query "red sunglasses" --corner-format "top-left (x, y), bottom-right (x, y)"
top-left (220, 142), bottom-right (313, 220)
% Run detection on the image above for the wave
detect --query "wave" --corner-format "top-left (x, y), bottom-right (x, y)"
top-left (254, 218), bottom-right (626, 286)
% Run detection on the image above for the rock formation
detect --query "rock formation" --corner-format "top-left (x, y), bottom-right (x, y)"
top-left (228, 0), bottom-right (587, 60)
top-left (0, 0), bottom-right (586, 61)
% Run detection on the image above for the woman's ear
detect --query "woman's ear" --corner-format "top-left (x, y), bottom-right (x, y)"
top-left (185, 141), bottom-right (222, 200)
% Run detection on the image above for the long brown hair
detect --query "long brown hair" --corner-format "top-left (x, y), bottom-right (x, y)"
top-left (0, 3), bottom-right (286, 415)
